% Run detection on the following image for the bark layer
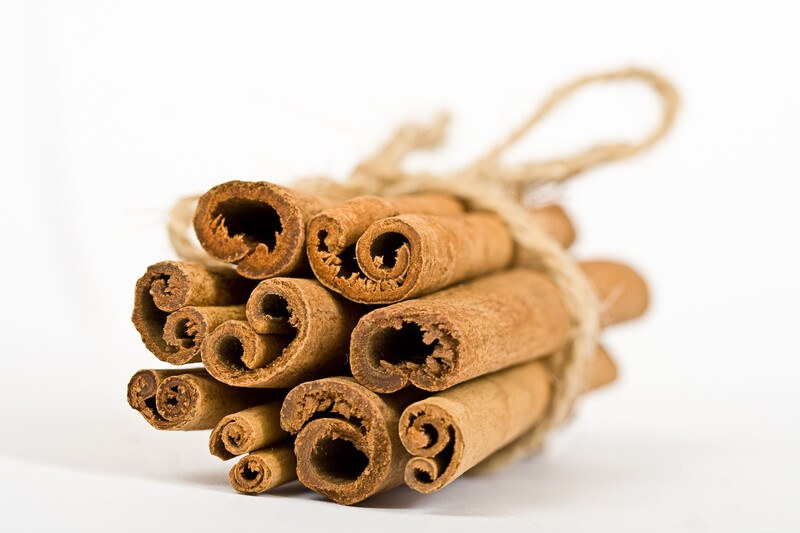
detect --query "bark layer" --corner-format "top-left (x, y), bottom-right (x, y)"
top-left (306, 196), bottom-right (577, 304)
top-left (280, 377), bottom-right (424, 505)
top-left (350, 260), bottom-right (648, 393)
top-left (399, 346), bottom-right (617, 493)
top-left (132, 261), bottom-right (252, 364)
top-left (229, 443), bottom-right (298, 494)
top-left (203, 278), bottom-right (363, 387)
top-left (209, 403), bottom-right (288, 460)
top-left (194, 180), bottom-right (332, 279)
top-left (128, 369), bottom-right (274, 430)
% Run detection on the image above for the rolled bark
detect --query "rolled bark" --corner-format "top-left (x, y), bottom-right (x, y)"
top-left (127, 368), bottom-right (205, 430)
top-left (349, 268), bottom-right (567, 393)
top-left (310, 195), bottom-right (573, 305)
top-left (308, 199), bottom-right (575, 304)
top-left (229, 443), bottom-right (298, 494)
top-left (350, 260), bottom-right (648, 393)
top-left (152, 373), bottom-right (275, 431)
top-left (202, 278), bottom-right (364, 388)
top-left (132, 261), bottom-right (253, 364)
top-left (581, 260), bottom-right (649, 325)
top-left (193, 180), bottom-right (332, 279)
top-left (162, 305), bottom-right (246, 365)
top-left (209, 403), bottom-right (288, 460)
top-left (399, 346), bottom-right (617, 493)
top-left (280, 377), bottom-right (425, 505)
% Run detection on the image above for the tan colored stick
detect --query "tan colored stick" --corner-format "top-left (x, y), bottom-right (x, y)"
top-left (399, 346), bottom-right (616, 493)
top-left (514, 204), bottom-right (577, 268)
top-left (193, 181), bottom-right (332, 279)
top-left (526, 204), bottom-right (576, 249)
top-left (153, 373), bottom-right (275, 431)
top-left (583, 344), bottom-right (619, 388)
top-left (202, 278), bottom-right (364, 388)
top-left (209, 403), bottom-right (288, 460)
top-left (350, 260), bottom-right (647, 393)
top-left (307, 194), bottom-right (463, 301)
top-left (162, 305), bottom-right (246, 365)
top-left (581, 260), bottom-right (649, 325)
top-left (132, 261), bottom-right (253, 364)
top-left (349, 268), bottom-right (566, 393)
top-left (307, 196), bottom-right (574, 304)
top-left (229, 443), bottom-right (298, 494)
top-left (280, 377), bottom-right (424, 505)
top-left (127, 368), bottom-right (205, 430)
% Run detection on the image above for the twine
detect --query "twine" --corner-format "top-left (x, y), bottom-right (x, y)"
top-left (169, 66), bottom-right (678, 467)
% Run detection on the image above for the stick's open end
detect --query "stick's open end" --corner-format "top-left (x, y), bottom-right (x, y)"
top-left (306, 209), bottom-right (423, 304)
top-left (155, 375), bottom-right (200, 422)
top-left (193, 181), bottom-right (306, 279)
top-left (162, 308), bottom-right (205, 364)
top-left (229, 444), bottom-right (297, 494)
top-left (350, 312), bottom-right (459, 393)
top-left (280, 378), bottom-right (400, 505)
top-left (202, 320), bottom-right (291, 386)
top-left (127, 370), bottom-right (173, 429)
top-left (399, 403), bottom-right (462, 493)
top-left (210, 415), bottom-right (255, 460)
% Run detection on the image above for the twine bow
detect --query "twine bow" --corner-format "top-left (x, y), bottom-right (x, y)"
top-left (170, 66), bottom-right (679, 467)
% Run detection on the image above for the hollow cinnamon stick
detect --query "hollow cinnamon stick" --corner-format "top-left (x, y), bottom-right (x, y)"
top-left (162, 305), bottom-right (246, 364)
top-left (229, 443), bottom-right (297, 494)
top-left (307, 194), bottom-right (463, 301)
top-left (127, 368), bottom-right (205, 430)
top-left (194, 181), bottom-right (332, 279)
top-left (202, 278), bottom-right (364, 388)
top-left (350, 268), bottom-right (567, 393)
top-left (132, 261), bottom-right (253, 364)
top-left (151, 373), bottom-right (275, 431)
top-left (209, 403), bottom-right (288, 460)
top-left (280, 377), bottom-right (424, 505)
top-left (350, 260), bottom-right (648, 393)
top-left (399, 346), bottom-right (617, 493)
top-left (308, 197), bottom-right (573, 305)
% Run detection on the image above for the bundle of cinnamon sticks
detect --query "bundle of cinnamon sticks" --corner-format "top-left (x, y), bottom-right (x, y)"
top-left (128, 181), bottom-right (648, 505)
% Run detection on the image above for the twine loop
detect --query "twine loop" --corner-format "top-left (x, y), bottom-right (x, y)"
top-left (170, 66), bottom-right (678, 464)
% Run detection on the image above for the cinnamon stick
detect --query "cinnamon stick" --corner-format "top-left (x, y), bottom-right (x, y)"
top-left (148, 372), bottom-right (274, 431)
top-left (209, 403), bottom-right (288, 460)
top-left (399, 346), bottom-right (617, 493)
top-left (229, 443), bottom-right (297, 494)
top-left (514, 204), bottom-right (577, 268)
top-left (162, 306), bottom-right (246, 364)
top-left (132, 261), bottom-right (253, 364)
top-left (306, 194), bottom-right (513, 304)
top-left (202, 278), bottom-right (363, 388)
top-left (350, 261), bottom-right (648, 393)
top-left (307, 195), bottom-right (574, 304)
top-left (193, 181), bottom-right (332, 279)
top-left (307, 194), bottom-right (462, 301)
top-left (127, 368), bottom-right (205, 430)
top-left (279, 377), bottom-right (424, 505)
top-left (526, 204), bottom-right (576, 249)
top-left (581, 260), bottom-right (649, 324)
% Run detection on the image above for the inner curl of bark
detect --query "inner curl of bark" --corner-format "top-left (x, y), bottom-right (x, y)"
top-left (213, 198), bottom-right (283, 251)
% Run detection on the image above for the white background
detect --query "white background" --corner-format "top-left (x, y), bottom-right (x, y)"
top-left (1, 1), bottom-right (798, 531)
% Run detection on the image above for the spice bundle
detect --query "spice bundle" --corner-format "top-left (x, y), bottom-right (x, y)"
top-left (127, 67), bottom-right (677, 505)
